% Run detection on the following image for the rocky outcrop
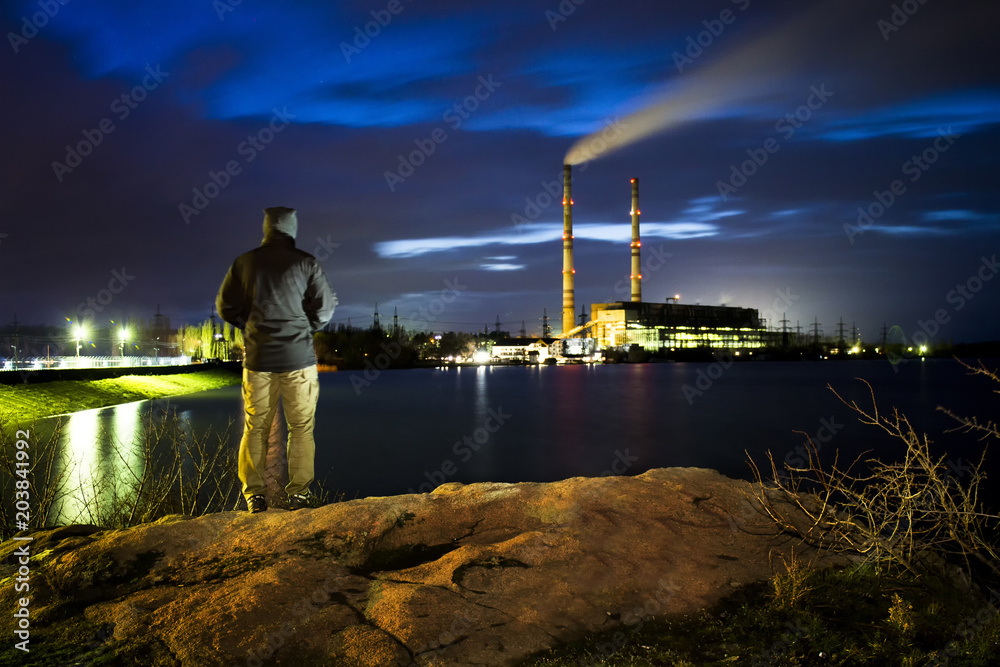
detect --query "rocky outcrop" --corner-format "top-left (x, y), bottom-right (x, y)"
top-left (0, 468), bottom-right (830, 666)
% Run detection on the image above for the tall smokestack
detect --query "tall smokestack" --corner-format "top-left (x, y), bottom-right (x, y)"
top-left (562, 164), bottom-right (575, 334)
top-left (630, 177), bottom-right (642, 303)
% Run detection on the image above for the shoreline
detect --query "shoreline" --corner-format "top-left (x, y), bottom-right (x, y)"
top-left (0, 367), bottom-right (241, 427)
top-left (1, 468), bottom-right (994, 665)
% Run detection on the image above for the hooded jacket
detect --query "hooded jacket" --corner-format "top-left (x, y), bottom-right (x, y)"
top-left (215, 207), bottom-right (337, 372)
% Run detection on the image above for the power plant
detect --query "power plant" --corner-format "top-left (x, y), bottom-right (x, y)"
top-left (557, 168), bottom-right (766, 356)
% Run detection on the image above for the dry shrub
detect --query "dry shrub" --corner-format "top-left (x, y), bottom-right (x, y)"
top-left (749, 359), bottom-right (1000, 583)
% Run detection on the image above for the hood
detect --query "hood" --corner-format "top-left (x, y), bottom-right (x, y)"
top-left (262, 206), bottom-right (298, 242)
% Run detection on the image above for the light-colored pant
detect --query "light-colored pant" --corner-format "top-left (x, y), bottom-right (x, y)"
top-left (239, 364), bottom-right (319, 500)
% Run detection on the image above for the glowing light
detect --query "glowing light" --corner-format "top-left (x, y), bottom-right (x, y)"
top-left (59, 408), bottom-right (101, 522)
top-left (473, 349), bottom-right (490, 364)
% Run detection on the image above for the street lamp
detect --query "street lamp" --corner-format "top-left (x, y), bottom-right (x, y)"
top-left (119, 327), bottom-right (130, 359)
top-left (74, 325), bottom-right (86, 357)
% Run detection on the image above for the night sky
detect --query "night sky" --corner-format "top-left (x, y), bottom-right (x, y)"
top-left (2, 0), bottom-right (999, 343)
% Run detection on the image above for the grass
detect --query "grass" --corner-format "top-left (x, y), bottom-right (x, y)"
top-left (521, 564), bottom-right (1000, 666)
top-left (0, 369), bottom-right (241, 426)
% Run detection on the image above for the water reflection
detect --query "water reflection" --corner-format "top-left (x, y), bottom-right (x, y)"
top-left (56, 401), bottom-right (144, 524)
top-left (33, 360), bottom-right (994, 508)
top-left (474, 365), bottom-right (488, 418)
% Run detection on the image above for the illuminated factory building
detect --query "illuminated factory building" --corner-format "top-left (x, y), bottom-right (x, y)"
top-left (588, 301), bottom-right (765, 352)
top-left (559, 168), bottom-right (767, 355)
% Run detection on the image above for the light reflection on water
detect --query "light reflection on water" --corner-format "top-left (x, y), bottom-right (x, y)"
top-left (56, 401), bottom-right (144, 524)
top-left (36, 360), bottom-right (1000, 511)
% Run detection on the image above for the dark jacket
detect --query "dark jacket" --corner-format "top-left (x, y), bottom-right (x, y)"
top-left (216, 234), bottom-right (337, 372)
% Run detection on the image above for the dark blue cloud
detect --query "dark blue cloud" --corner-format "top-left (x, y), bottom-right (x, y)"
top-left (821, 91), bottom-right (1000, 141)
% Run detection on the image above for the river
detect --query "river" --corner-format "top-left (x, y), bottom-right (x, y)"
top-left (38, 358), bottom-right (1000, 519)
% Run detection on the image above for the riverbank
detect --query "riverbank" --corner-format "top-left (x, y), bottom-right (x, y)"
top-left (0, 468), bottom-right (837, 665)
top-left (0, 368), bottom-right (241, 427)
top-left (1, 467), bottom-right (995, 666)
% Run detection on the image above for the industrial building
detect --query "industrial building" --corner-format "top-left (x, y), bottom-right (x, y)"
top-left (558, 165), bottom-right (767, 355)
top-left (489, 338), bottom-right (551, 363)
top-left (589, 301), bottom-right (765, 352)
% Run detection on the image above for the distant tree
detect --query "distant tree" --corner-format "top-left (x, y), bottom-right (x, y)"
top-left (201, 319), bottom-right (215, 359)
top-left (231, 326), bottom-right (243, 360)
top-left (439, 331), bottom-right (475, 359)
top-left (222, 321), bottom-right (234, 360)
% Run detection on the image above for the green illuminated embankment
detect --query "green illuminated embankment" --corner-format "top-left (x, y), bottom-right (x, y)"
top-left (0, 369), bottom-right (241, 427)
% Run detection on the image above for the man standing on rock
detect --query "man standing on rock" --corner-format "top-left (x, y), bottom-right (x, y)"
top-left (216, 206), bottom-right (337, 514)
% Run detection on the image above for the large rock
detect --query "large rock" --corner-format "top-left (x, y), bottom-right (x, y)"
top-left (0, 468), bottom-right (829, 666)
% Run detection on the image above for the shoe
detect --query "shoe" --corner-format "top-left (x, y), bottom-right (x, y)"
top-left (287, 492), bottom-right (313, 511)
top-left (247, 495), bottom-right (267, 514)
